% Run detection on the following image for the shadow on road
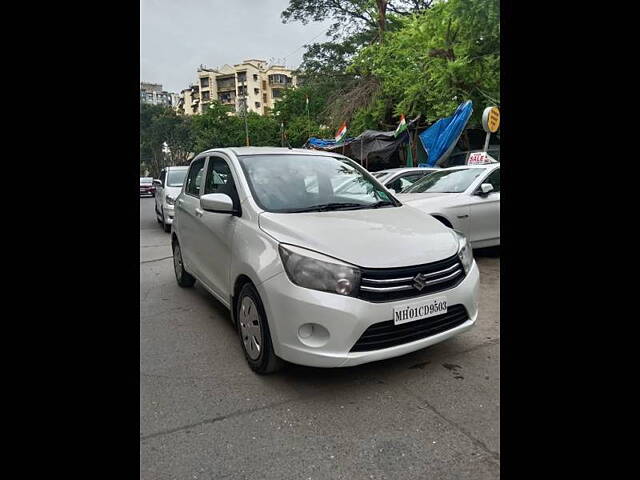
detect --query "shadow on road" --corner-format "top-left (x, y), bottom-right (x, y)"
top-left (474, 246), bottom-right (500, 258)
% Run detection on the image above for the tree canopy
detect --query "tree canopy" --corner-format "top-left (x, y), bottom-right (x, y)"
top-left (139, 0), bottom-right (499, 173)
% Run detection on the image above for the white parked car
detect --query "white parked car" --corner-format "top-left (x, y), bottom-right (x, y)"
top-left (396, 164), bottom-right (500, 248)
top-left (154, 166), bottom-right (189, 232)
top-left (171, 147), bottom-right (480, 373)
top-left (371, 167), bottom-right (439, 193)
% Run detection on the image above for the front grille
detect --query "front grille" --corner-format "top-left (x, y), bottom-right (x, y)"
top-left (357, 253), bottom-right (464, 303)
top-left (350, 304), bottom-right (468, 352)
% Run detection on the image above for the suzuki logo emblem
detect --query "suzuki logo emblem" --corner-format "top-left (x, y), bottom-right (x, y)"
top-left (413, 273), bottom-right (428, 291)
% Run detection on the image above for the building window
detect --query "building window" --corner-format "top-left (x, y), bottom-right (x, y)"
top-left (253, 74), bottom-right (258, 81)
top-left (216, 77), bottom-right (236, 91)
top-left (237, 86), bottom-right (247, 96)
top-left (262, 80), bottom-right (267, 90)
top-left (201, 77), bottom-right (209, 88)
top-left (263, 93), bottom-right (268, 103)
top-left (202, 91), bottom-right (210, 101)
top-left (254, 88), bottom-right (260, 95)
top-left (255, 102), bottom-right (261, 108)
top-left (272, 88), bottom-right (283, 99)
top-left (268, 74), bottom-right (291, 86)
top-left (237, 72), bottom-right (247, 83)
top-left (218, 91), bottom-right (236, 104)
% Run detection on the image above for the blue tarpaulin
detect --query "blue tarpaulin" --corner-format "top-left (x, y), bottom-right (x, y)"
top-left (419, 100), bottom-right (473, 167)
top-left (306, 137), bottom-right (356, 149)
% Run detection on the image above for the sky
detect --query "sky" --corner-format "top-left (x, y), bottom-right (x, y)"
top-left (140, 0), bottom-right (333, 93)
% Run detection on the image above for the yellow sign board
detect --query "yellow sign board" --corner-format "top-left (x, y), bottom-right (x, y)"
top-left (482, 107), bottom-right (500, 133)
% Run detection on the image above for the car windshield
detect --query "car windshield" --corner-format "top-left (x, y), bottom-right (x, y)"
top-left (140, 177), bottom-right (153, 184)
top-left (238, 154), bottom-right (397, 213)
top-left (403, 168), bottom-right (485, 193)
top-left (167, 169), bottom-right (187, 187)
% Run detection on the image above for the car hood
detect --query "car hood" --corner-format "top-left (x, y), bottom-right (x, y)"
top-left (395, 192), bottom-right (464, 209)
top-left (396, 192), bottom-right (457, 202)
top-left (258, 205), bottom-right (458, 268)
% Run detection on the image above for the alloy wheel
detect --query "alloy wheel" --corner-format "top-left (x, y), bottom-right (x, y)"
top-left (239, 296), bottom-right (262, 360)
top-left (173, 244), bottom-right (183, 279)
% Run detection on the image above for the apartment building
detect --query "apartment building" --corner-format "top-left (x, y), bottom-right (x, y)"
top-left (140, 82), bottom-right (177, 107)
top-left (177, 60), bottom-right (297, 116)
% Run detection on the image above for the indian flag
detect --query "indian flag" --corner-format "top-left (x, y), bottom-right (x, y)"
top-left (394, 114), bottom-right (407, 137)
top-left (335, 122), bottom-right (347, 142)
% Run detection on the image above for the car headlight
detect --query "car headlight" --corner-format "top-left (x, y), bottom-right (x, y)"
top-left (165, 196), bottom-right (175, 206)
top-left (454, 231), bottom-right (473, 274)
top-left (278, 244), bottom-right (361, 296)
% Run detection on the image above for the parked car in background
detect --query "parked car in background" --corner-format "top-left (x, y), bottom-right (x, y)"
top-left (154, 166), bottom-right (189, 232)
top-left (443, 147), bottom-right (500, 167)
top-left (371, 167), bottom-right (439, 193)
top-left (397, 164), bottom-right (500, 248)
top-left (140, 177), bottom-right (155, 197)
top-left (171, 147), bottom-right (479, 374)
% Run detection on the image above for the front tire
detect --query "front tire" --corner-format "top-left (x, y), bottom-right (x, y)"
top-left (236, 283), bottom-right (282, 374)
top-left (162, 208), bottom-right (171, 232)
top-left (172, 241), bottom-right (195, 288)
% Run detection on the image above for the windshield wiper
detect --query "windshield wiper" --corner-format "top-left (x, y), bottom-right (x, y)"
top-left (368, 200), bottom-right (395, 208)
top-left (285, 202), bottom-right (369, 213)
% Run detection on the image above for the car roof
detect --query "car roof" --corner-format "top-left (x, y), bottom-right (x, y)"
top-left (165, 165), bottom-right (189, 170)
top-left (377, 167), bottom-right (438, 174)
top-left (203, 146), bottom-right (347, 159)
top-left (443, 163), bottom-right (499, 170)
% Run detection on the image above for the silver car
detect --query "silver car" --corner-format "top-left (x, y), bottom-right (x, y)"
top-left (371, 167), bottom-right (439, 194)
top-left (396, 164), bottom-right (500, 248)
top-left (154, 166), bottom-right (189, 232)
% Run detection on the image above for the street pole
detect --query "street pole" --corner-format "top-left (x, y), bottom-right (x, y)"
top-left (483, 131), bottom-right (491, 152)
top-left (242, 80), bottom-right (250, 146)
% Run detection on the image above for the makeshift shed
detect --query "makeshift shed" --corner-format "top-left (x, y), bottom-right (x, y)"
top-left (304, 117), bottom-right (420, 171)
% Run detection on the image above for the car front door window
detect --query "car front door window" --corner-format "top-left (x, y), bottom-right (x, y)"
top-left (483, 169), bottom-right (500, 192)
top-left (185, 159), bottom-right (206, 197)
top-left (204, 156), bottom-right (240, 206)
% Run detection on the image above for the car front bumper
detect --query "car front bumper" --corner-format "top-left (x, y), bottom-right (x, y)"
top-left (163, 204), bottom-right (175, 224)
top-left (257, 260), bottom-right (480, 368)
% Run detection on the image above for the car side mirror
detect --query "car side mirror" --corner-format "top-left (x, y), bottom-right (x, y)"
top-left (388, 188), bottom-right (397, 194)
top-left (200, 193), bottom-right (236, 214)
top-left (153, 179), bottom-right (162, 187)
top-left (478, 183), bottom-right (494, 195)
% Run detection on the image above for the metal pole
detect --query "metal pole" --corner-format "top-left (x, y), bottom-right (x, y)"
top-left (241, 80), bottom-right (249, 146)
top-left (307, 99), bottom-right (310, 141)
top-left (483, 132), bottom-right (491, 152)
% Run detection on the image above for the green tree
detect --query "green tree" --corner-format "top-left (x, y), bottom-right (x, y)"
top-left (140, 103), bottom-right (196, 177)
top-left (192, 101), bottom-right (279, 152)
top-left (349, 0), bottom-right (500, 126)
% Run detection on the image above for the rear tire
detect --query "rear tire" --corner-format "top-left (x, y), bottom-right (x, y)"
top-left (236, 283), bottom-right (282, 374)
top-left (172, 241), bottom-right (195, 288)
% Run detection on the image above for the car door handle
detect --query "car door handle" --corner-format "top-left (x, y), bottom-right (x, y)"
top-left (195, 208), bottom-right (204, 217)
top-left (457, 214), bottom-right (469, 218)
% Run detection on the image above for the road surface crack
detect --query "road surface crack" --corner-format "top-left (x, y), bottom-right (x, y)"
top-left (140, 256), bottom-right (173, 265)
top-left (140, 398), bottom-right (298, 442)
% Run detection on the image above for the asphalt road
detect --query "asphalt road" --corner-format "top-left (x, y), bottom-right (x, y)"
top-left (140, 197), bottom-right (500, 479)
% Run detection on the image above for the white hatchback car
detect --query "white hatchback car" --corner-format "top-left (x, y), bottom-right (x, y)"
top-left (396, 164), bottom-right (500, 248)
top-left (154, 166), bottom-right (189, 232)
top-left (171, 147), bottom-right (480, 373)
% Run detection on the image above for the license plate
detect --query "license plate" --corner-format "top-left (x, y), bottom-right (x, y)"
top-left (393, 296), bottom-right (448, 325)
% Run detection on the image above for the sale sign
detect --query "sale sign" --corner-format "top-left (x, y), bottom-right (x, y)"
top-left (467, 151), bottom-right (489, 165)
